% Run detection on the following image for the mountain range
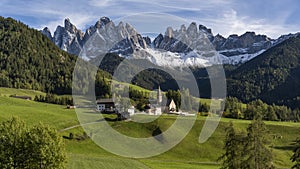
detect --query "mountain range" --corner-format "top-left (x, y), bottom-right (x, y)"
top-left (42, 17), bottom-right (299, 67)
top-left (40, 17), bottom-right (300, 108)
top-left (1, 16), bottom-right (300, 109)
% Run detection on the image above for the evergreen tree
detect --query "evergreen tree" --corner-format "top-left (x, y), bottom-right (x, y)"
top-left (181, 88), bottom-right (192, 111)
top-left (218, 122), bottom-right (244, 169)
top-left (242, 113), bottom-right (274, 169)
top-left (291, 137), bottom-right (300, 169)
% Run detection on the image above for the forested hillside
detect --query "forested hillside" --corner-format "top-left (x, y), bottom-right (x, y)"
top-left (228, 35), bottom-right (300, 108)
top-left (0, 17), bottom-right (77, 94)
top-left (0, 16), bottom-right (114, 97)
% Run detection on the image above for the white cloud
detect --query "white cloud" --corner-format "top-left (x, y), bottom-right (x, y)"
top-left (114, 12), bottom-right (190, 34)
top-left (193, 9), bottom-right (299, 38)
top-left (121, 0), bottom-right (231, 11)
top-left (88, 0), bottom-right (114, 7)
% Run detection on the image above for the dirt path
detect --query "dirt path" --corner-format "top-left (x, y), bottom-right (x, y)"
top-left (59, 121), bottom-right (102, 132)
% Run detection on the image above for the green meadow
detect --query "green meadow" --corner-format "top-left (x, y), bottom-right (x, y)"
top-left (0, 88), bottom-right (299, 168)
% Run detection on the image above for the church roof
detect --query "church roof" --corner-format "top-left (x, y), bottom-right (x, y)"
top-left (169, 99), bottom-right (176, 110)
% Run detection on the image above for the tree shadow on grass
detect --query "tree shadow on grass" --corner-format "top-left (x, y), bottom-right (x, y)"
top-left (273, 145), bottom-right (295, 151)
top-left (152, 127), bottom-right (165, 143)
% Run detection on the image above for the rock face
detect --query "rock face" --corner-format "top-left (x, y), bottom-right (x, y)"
top-left (40, 27), bottom-right (52, 41)
top-left (82, 17), bottom-right (111, 43)
top-left (49, 19), bottom-right (84, 55)
top-left (153, 23), bottom-right (215, 53)
top-left (217, 32), bottom-right (273, 56)
top-left (41, 17), bottom-right (297, 67)
top-left (154, 25), bottom-right (274, 57)
top-left (149, 22), bottom-right (280, 66)
top-left (42, 17), bottom-right (147, 57)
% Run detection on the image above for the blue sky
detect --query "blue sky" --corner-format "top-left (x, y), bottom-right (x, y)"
top-left (1, 0), bottom-right (300, 38)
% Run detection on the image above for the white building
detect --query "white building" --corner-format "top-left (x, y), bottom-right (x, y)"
top-left (168, 99), bottom-right (176, 112)
top-left (128, 106), bottom-right (135, 116)
top-left (145, 86), bottom-right (163, 115)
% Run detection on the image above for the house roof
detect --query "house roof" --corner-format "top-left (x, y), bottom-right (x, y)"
top-left (10, 95), bottom-right (32, 100)
top-left (96, 98), bottom-right (114, 104)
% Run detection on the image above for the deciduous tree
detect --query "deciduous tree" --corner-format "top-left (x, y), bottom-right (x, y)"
top-left (0, 117), bottom-right (66, 169)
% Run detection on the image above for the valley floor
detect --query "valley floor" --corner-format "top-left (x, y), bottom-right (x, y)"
top-left (0, 88), bottom-right (299, 168)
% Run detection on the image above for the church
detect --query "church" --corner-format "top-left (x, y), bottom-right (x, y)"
top-left (145, 86), bottom-right (177, 115)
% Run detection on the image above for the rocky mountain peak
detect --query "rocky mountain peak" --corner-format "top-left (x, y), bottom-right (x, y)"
top-left (154, 22), bottom-right (216, 53)
top-left (240, 32), bottom-right (264, 42)
top-left (212, 34), bottom-right (226, 50)
top-left (51, 18), bottom-right (84, 55)
top-left (199, 24), bottom-right (214, 41)
top-left (228, 34), bottom-right (238, 39)
top-left (48, 16), bottom-right (149, 57)
top-left (199, 24), bottom-right (212, 34)
top-left (41, 27), bottom-right (52, 40)
top-left (215, 33), bottom-right (225, 39)
top-left (64, 18), bottom-right (77, 34)
top-left (242, 31), bottom-right (256, 36)
top-left (117, 21), bottom-right (124, 28)
top-left (100, 16), bottom-right (111, 24)
top-left (42, 27), bottom-right (51, 33)
top-left (186, 22), bottom-right (198, 37)
top-left (153, 34), bottom-right (164, 48)
top-left (179, 24), bottom-right (186, 33)
top-left (165, 27), bottom-right (174, 38)
top-left (125, 23), bottom-right (136, 35)
top-left (218, 32), bottom-right (274, 57)
top-left (151, 21), bottom-right (278, 65)
top-left (43, 18), bottom-right (296, 67)
top-left (95, 16), bottom-right (111, 28)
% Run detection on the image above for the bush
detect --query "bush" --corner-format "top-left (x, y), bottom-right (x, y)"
top-left (0, 117), bottom-right (66, 169)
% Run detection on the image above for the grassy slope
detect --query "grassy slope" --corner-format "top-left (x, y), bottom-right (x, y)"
top-left (0, 88), bottom-right (299, 168)
top-left (0, 96), bottom-right (77, 129)
top-left (62, 116), bottom-right (299, 169)
top-left (0, 87), bottom-right (46, 98)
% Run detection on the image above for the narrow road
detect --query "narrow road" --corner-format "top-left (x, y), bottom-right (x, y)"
top-left (59, 121), bottom-right (103, 132)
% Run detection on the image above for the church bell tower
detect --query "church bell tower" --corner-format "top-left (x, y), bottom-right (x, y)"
top-left (157, 86), bottom-right (162, 104)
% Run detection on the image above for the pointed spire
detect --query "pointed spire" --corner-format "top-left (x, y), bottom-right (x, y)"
top-left (157, 85), bottom-right (162, 104)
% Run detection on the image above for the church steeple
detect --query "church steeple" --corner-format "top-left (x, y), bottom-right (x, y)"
top-left (157, 85), bottom-right (162, 104)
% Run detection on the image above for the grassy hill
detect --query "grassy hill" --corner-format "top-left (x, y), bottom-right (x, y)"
top-left (0, 89), bottom-right (299, 168)
top-left (0, 87), bottom-right (45, 98)
top-left (0, 95), bottom-right (77, 129)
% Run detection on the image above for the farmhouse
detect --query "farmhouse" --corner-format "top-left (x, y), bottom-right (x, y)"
top-left (96, 98), bottom-right (115, 112)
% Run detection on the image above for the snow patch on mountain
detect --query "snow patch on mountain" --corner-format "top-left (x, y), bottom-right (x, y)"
top-left (41, 17), bottom-right (299, 68)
